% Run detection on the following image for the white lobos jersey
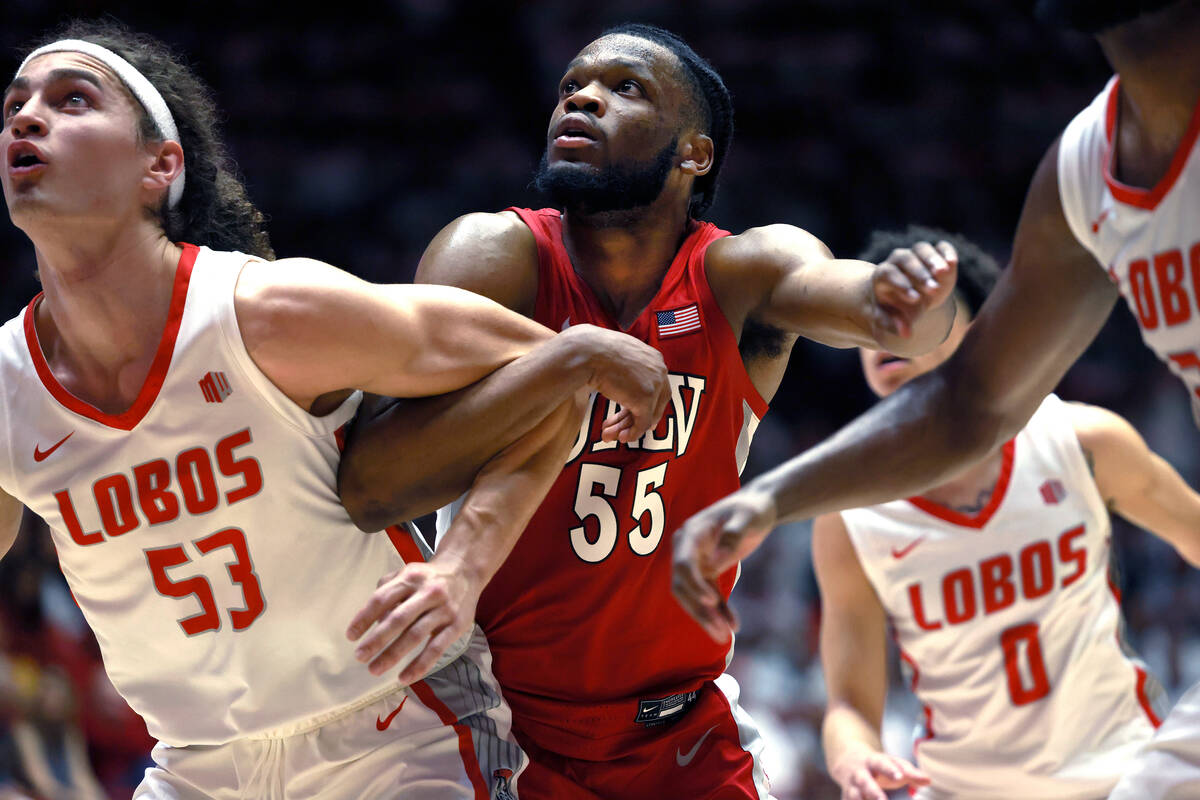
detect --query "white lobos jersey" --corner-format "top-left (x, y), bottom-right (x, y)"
top-left (1058, 76), bottom-right (1200, 424)
top-left (0, 245), bottom-right (433, 746)
top-left (842, 395), bottom-right (1162, 798)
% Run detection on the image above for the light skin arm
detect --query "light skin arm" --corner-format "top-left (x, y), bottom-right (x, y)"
top-left (321, 217), bottom-right (667, 681)
top-left (339, 323), bottom-right (667, 529)
top-left (1070, 402), bottom-right (1200, 566)
top-left (813, 513), bottom-right (930, 800)
top-left (674, 137), bottom-right (1121, 641)
top-left (235, 254), bottom-right (553, 410)
top-left (705, 224), bottom-right (958, 357)
top-left (0, 487), bottom-right (22, 561)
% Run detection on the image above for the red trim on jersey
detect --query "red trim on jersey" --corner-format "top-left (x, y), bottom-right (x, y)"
top-left (907, 440), bottom-right (1016, 529)
top-left (409, 680), bottom-right (489, 800)
top-left (386, 525), bottom-right (426, 563)
top-left (1103, 78), bottom-right (1200, 211)
top-left (23, 244), bottom-right (199, 431)
top-left (1105, 575), bottom-right (1162, 728)
top-left (511, 206), bottom-right (769, 419)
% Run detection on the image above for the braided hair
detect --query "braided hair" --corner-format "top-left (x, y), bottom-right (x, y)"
top-left (601, 23), bottom-right (733, 218)
top-left (29, 19), bottom-right (274, 258)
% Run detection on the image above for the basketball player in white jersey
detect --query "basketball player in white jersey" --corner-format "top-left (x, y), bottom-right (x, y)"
top-left (0, 21), bottom-right (672, 799)
top-left (813, 228), bottom-right (1200, 800)
top-left (671, 4), bottom-right (1200, 796)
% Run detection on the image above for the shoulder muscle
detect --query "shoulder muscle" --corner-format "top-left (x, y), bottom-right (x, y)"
top-left (415, 211), bottom-right (539, 315)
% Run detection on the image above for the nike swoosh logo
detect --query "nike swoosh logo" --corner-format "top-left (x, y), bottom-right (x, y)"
top-left (891, 536), bottom-right (926, 559)
top-left (34, 431), bottom-right (74, 463)
top-left (676, 725), bottom-right (717, 767)
top-left (375, 695), bottom-right (408, 731)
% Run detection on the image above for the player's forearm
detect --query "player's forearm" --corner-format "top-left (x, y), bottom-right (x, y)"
top-left (374, 284), bottom-right (554, 398)
top-left (1127, 454), bottom-right (1200, 567)
top-left (823, 703), bottom-right (886, 775)
top-left (757, 369), bottom-right (1005, 522)
top-left (873, 293), bottom-right (956, 358)
top-left (340, 329), bottom-right (599, 530)
top-left (433, 397), bottom-right (583, 587)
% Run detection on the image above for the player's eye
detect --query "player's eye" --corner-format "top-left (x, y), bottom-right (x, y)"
top-left (62, 91), bottom-right (91, 108)
top-left (616, 79), bottom-right (642, 96)
top-left (3, 100), bottom-right (22, 119)
top-left (560, 79), bottom-right (579, 96)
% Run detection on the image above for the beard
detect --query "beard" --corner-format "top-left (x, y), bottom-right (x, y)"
top-left (534, 138), bottom-right (678, 219)
top-left (1034, 0), bottom-right (1183, 33)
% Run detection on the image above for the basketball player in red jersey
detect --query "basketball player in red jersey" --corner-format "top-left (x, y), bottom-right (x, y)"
top-left (339, 23), bottom-right (957, 799)
top-left (671, 3), bottom-right (1200, 797)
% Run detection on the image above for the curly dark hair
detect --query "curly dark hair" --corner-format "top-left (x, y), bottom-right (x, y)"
top-left (29, 19), bottom-right (273, 258)
top-left (601, 23), bottom-right (733, 219)
top-left (857, 224), bottom-right (1001, 319)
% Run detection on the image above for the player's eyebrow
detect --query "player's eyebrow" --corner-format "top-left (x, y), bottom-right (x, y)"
top-left (4, 67), bottom-right (106, 101)
top-left (563, 56), bottom-right (652, 76)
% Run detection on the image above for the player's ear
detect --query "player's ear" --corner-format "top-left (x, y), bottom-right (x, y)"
top-left (679, 133), bottom-right (713, 177)
top-left (143, 140), bottom-right (184, 199)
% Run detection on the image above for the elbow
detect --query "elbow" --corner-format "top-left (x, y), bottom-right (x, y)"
top-left (339, 466), bottom-right (468, 532)
top-left (337, 472), bottom-right (387, 533)
top-left (337, 458), bottom-right (407, 533)
top-left (1180, 540), bottom-right (1200, 569)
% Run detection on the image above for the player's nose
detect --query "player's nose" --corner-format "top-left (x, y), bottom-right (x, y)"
top-left (564, 82), bottom-right (606, 116)
top-left (8, 98), bottom-right (49, 139)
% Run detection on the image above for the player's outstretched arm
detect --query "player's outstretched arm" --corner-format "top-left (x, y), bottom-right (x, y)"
top-left (673, 138), bottom-right (1121, 639)
top-left (346, 394), bottom-right (584, 684)
top-left (704, 223), bottom-right (958, 357)
top-left (0, 487), bottom-right (21, 561)
top-left (813, 514), bottom-right (930, 800)
top-left (339, 323), bottom-right (670, 530)
top-left (1070, 403), bottom-right (1200, 566)
top-left (234, 256), bottom-right (552, 412)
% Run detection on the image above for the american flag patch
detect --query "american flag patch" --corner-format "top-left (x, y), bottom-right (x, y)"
top-left (1039, 479), bottom-right (1066, 505)
top-left (655, 305), bottom-right (701, 338)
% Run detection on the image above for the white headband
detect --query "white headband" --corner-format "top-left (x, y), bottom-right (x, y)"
top-left (17, 39), bottom-right (185, 208)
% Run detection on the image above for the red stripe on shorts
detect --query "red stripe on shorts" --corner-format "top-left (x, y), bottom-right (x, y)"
top-left (386, 525), bottom-right (426, 563)
top-left (410, 679), bottom-right (488, 799)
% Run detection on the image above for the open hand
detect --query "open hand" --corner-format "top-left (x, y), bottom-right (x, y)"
top-left (671, 485), bottom-right (778, 641)
top-left (830, 747), bottom-right (930, 800)
top-left (346, 558), bottom-right (476, 685)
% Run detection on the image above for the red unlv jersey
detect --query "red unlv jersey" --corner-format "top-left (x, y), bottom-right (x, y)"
top-left (468, 208), bottom-right (768, 756)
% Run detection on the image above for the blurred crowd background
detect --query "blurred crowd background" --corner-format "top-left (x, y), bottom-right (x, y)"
top-left (0, 1), bottom-right (1195, 797)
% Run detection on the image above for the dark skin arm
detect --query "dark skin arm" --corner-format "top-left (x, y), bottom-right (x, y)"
top-left (673, 137), bottom-right (1122, 641)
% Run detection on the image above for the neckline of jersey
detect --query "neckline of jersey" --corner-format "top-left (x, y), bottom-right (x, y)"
top-left (556, 213), bottom-right (706, 335)
top-left (1103, 77), bottom-right (1200, 211)
top-left (906, 439), bottom-right (1016, 529)
top-left (22, 243), bottom-right (199, 431)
